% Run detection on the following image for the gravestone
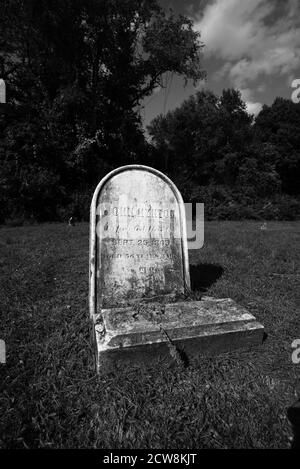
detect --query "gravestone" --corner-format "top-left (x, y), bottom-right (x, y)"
top-left (0, 339), bottom-right (5, 364)
top-left (89, 165), bottom-right (264, 373)
top-left (0, 79), bottom-right (5, 103)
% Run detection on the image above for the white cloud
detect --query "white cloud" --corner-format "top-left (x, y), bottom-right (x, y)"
top-left (245, 101), bottom-right (263, 116)
top-left (194, 0), bottom-right (300, 89)
top-left (195, 0), bottom-right (269, 60)
top-left (240, 88), bottom-right (262, 116)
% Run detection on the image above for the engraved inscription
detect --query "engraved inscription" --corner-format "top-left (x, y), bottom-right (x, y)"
top-left (96, 170), bottom-right (185, 307)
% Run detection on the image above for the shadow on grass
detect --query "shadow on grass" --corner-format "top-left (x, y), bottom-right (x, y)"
top-left (189, 263), bottom-right (224, 292)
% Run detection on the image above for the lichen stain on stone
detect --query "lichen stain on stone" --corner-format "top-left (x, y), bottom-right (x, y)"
top-left (127, 269), bottom-right (139, 292)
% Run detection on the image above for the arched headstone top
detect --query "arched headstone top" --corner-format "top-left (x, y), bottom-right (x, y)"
top-left (89, 165), bottom-right (190, 315)
top-left (91, 164), bottom-right (186, 208)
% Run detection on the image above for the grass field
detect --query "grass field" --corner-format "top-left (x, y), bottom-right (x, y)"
top-left (0, 221), bottom-right (299, 448)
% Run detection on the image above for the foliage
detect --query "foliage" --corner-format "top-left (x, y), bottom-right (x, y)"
top-left (0, 0), bottom-right (204, 222)
top-left (254, 98), bottom-right (300, 196)
top-left (148, 91), bottom-right (300, 220)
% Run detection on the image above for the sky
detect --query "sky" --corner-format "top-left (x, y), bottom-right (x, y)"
top-left (141, 0), bottom-right (300, 129)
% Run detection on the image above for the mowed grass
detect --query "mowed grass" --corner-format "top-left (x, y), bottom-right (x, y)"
top-left (0, 221), bottom-right (299, 448)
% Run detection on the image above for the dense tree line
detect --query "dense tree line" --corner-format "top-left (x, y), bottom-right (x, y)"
top-left (0, 0), bottom-right (299, 223)
top-left (148, 91), bottom-right (300, 220)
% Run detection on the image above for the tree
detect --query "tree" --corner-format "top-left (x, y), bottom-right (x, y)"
top-left (147, 88), bottom-right (292, 220)
top-left (147, 89), bottom-right (253, 185)
top-left (0, 0), bottom-right (205, 221)
top-left (254, 98), bottom-right (300, 195)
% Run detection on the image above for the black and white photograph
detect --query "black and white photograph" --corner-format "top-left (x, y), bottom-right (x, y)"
top-left (0, 0), bottom-right (300, 452)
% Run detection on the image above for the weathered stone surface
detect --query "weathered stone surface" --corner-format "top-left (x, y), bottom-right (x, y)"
top-left (0, 79), bottom-right (5, 104)
top-left (90, 165), bottom-right (190, 315)
top-left (93, 297), bottom-right (264, 372)
top-left (97, 173), bottom-right (185, 306)
top-left (0, 339), bottom-right (5, 364)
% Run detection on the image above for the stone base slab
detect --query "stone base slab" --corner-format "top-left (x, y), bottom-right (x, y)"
top-left (92, 297), bottom-right (265, 373)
